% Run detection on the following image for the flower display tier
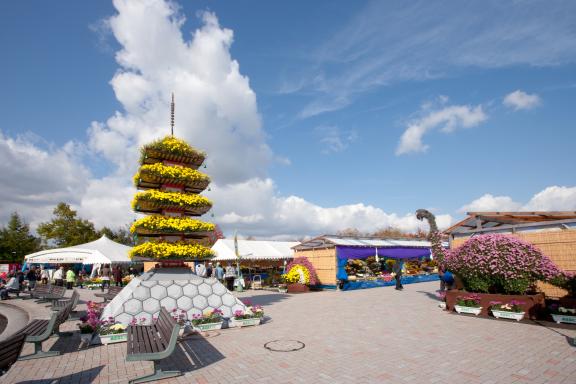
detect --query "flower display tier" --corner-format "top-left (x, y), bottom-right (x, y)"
top-left (130, 135), bottom-right (215, 262)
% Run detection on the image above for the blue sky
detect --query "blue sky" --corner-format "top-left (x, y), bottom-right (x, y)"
top-left (0, 0), bottom-right (575, 238)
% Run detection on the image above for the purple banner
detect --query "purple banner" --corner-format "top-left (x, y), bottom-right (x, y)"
top-left (336, 246), bottom-right (431, 260)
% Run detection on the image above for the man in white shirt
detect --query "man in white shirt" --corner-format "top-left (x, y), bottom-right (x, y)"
top-left (53, 266), bottom-right (64, 286)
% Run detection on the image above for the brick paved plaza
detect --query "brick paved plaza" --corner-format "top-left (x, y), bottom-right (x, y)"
top-left (1, 282), bottom-right (575, 384)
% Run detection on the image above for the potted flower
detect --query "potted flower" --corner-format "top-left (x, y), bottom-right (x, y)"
top-left (191, 309), bottom-right (224, 332)
top-left (229, 305), bottom-right (264, 327)
top-left (77, 301), bottom-right (102, 345)
top-left (278, 283), bottom-right (288, 293)
top-left (99, 318), bottom-right (129, 345)
top-left (489, 300), bottom-right (526, 321)
top-left (549, 304), bottom-right (576, 324)
top-left (77, 322), bottom-right (97, 344)
top-left (454, 294), bottom-right (482, 315)
top-left (170, 309), bottom-right (193, 337)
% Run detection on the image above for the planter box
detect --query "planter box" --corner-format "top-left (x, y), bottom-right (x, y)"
top-left (551, 314), bottom-right (576, 324)
top-left (230, 317), bottom-right (261, 328)
top-left (491, 310), bottom-right (525, 321)
top-left (287, 283), bottom-right (309, 293)
top-left (278, 287), bottom-right (288, 293)
top-left (99, 332), bottom-right (128, 345)
top-left (454, 305), bottom-right (482, 315)
top-left (192, 321), bottom-right (223, 332)
top-left (445, 291), bottom-right (545, 319)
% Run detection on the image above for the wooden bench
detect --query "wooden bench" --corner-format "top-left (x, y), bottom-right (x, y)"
top-left (0, 332), bottom-right (27, 376)
top-left (29, 284), bottom-right (52, 300)
top-left (39, 286), bottom-right (66, 302)
top-left (126, 307), bottom-right (181, 383)
top-left (51, 289), bottom-right (80, 319)
top-left (94, 286), bottom-right (122, 302)
top-left (17, 299), bottom-right (74, 360)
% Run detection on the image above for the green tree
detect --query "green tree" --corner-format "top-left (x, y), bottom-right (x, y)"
top-left (37, 203), bottom-right (99, 247)
top-left (99, 226), bottom-right (134, 246)
top-left (0, 212), bottom-right (41, 262)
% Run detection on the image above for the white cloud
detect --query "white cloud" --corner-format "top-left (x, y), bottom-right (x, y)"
top-left (208, 178), bottom-right (453, 238)
top-left (0, 131), bottom-right (91, 228)
top-left (503, 90), bottom-right (541, 110)
top-left (315, 125), bottom-right (358, 154)
top-left (396, 104), bottom-right (487, 155)
top-left (523, 186), bottom-right (576, 211)
top-left (459, 194), bottom-right (522, 213)
top-left (460, 186), bottom-right (576, 214)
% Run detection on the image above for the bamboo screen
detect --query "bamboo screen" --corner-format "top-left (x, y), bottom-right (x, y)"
top-left (295, 248), bottom-right (337, 285)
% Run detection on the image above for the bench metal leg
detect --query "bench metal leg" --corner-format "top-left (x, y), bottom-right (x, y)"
top-left (18, 341), bottom-right (60, 360)
top-left (129, 362), bottom-right (181, 384)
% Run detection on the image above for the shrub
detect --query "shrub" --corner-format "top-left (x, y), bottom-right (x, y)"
top-left (444, 234), bottom-right (564, 294)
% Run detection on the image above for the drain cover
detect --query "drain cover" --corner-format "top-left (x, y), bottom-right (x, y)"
top-left (264, 339), bottom-right (305, 352)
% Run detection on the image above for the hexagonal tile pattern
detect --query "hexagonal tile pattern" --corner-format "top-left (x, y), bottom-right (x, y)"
top-left (140, 280), bottom-right (158, 288)
top-left (133, 286), bottom-right (150, 301)
top-left (124, 298), bottom-right (143, 315)
top-left (212, 283), bottom-right (226, 296)
top-left (143, 298), bottom-right (160, 313)
top-left (167, 285), bottom-right (182, 299)
top-left (183, 284), bottom-right (198, 297)
top-left (193, 295), bottom-right (208, 309)
top-left (207, 294), bottom-right (222, 308)
top-left (99, 275), bottom-right (249, 326)
top-left (177, 296), bottom-right (193, 311)
top-left (150, 285), bottom-right (167, 300)
top-left (160, 297), bottom-right (177, 311)
top-left (222, 295), bottom-right (236, 307)
top-left (198, 283), bottom-right (212, 296)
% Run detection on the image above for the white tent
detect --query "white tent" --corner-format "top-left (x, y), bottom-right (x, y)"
top-left (25, 235), bottom-right (132, 265)
top-left (211, 239), bottom-right (298, 261)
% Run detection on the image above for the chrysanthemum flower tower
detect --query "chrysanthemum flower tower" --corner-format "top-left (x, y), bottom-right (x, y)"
top-left (101, 95), bottom-right (248, 325)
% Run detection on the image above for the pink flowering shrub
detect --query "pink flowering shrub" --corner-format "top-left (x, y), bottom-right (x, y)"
top-left (443, 234), bottom-right (564, 294)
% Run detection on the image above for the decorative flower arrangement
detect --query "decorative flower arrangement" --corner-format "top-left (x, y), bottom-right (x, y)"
top-left (190, 309), bottom-right (223, 326)
top-left (443, 234), bottom-right (565, 294)
top-left (99, 320), bottom-right (128, 335)
top-left (171, 309), bottom-right (187, 326)
top-left (78, 301), bottom-right (103, 333)
top-left (282, 257), bottom-right (318, 285)
top-left (130, 241), bottom-right (214, 260)
top-left (233, 305), bottom-right (264, 320)
top-left (489, 300), bottom-right (525, 312)
top-left (132, 190), bottom-right (212, 211)
top-left (131, 215), bottom-right (215, 233)
top-left (549, 304), bottom-right (576, 315)
top-left (456, 294), bottom-right (482, 308)
top-left (134, 163), bottom-right (210, 186)
top-left (140, 136), bottom-right (205, 163)
top-left (122, 275), bottom-right (133, 285)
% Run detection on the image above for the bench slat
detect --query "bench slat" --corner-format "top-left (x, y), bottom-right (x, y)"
top-left (19, 320), bottom-right (50, 336)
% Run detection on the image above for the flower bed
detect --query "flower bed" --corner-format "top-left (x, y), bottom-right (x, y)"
top-left (445, 290), bottom-right (545, 319)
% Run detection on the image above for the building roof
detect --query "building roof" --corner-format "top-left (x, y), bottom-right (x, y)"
top-left (445, 211), bottom-right (576, 235)
top-left (293, 235), bottom-right (431, 251)
top-left (211, 239), bottom-right (298, 261)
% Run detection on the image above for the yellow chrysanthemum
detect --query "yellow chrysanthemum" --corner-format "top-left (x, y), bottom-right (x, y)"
top-left (134, 163), bottom-right (210, 186)
top-left (131, 190), bottom-right (212, 210)
top-left (140, 136), bottom-right (205, 163)
top-left (130, 215), bottom-right (214, 234)
top-left (130, 241), bottom-right (214, 260)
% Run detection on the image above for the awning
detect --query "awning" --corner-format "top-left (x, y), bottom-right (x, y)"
top-left (211, 239), bottom-right (297, 261)
top-left (336, 246), bottom-right (431, 260)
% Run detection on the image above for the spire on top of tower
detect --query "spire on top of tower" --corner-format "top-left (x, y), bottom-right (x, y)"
top-left (170, 93), bottom-right (175, 136)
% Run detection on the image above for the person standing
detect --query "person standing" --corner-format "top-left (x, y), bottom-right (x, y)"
top-left (53, 266), bottom-right (64, 287)
top-left (206, 262), bottom-right (213, 278)
top-left (225, 263), bottom-right (236, 291)
top-left (26, 266), bottom-right (38, 291)
top-left (100, 264), bottom-right (111, 291)
top-left (65, 268), bottom-right (76, 290)
top-left (195, 262), bottom-right (207, 277)
top-left (215, 263), bottom-right (224, 283)
top-left (393, 260), bottom-right (404, 290)
top-left (113, 266), bottom-right (123, 287)
top-left (40, 267), bottom-right (49, 285)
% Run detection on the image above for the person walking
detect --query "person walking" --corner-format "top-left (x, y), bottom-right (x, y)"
top-left (393, 260), bottom-right (404, 290)
top-left (100, 264), bottom-right (111, 291)
top-left (65, 268), bottom-right (76, 290)
top-left (206, 262), bottom-right (213, 278)
top-left (53, 266), bottom-right (64, 287)
top-left (215, 263), bottom-right (224, 283)
top-left (26, 266), bottom-right (38, 291)
top-left (225, 263), bottom-right (236, 291)
top-left (113, 266), bottom-right (123, 287)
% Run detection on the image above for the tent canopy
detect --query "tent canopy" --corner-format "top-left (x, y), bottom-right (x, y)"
top-left (25, 235), bottom-right (132, 264)
top-left (211, 239), bottom-right (298, 262)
